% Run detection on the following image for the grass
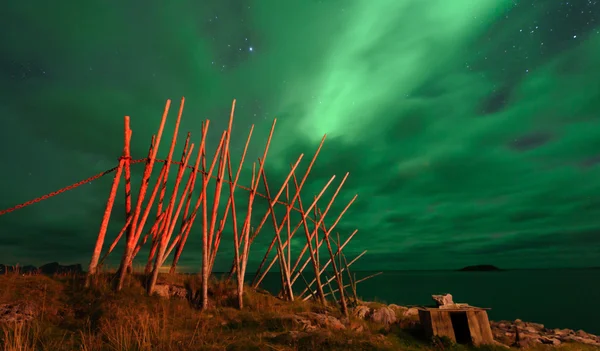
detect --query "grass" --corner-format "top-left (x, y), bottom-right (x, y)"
top-left (0, 271), bottom-right (596, 351)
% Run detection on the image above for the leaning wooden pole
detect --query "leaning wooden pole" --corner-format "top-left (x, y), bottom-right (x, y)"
top-left (148, 139), bottom-right (194, 294)
top-left (251, 175), bottom-right (336, 288)
top-left (259, 168), bottom-right (296, 301)
top-left (290, 172), bottom-right (326, 304)
top-left (232, 119), bottom-right (278, 303)
top-left (294, 228), bottom-right (357, 289)
top-left (247, 136), bottom-right (326, 284)
top-left (210, 124), bottom-right (254, 275)
top-left (115, 99), bottom-right (171, 291)
top-left (138, 100), bottom-right (184, 275)
top-left (315, 191), bottom-right (357, 317)
top-left (199, 132), bottom-right (227, 310)
top-left (170, 121), bottom-right (210, 273)
top-left (301, 250), bottom-right (366, 301)
top-left (206, 100), bottom-right (236, 274)
top-left (236, 163), bottom-right (258, 309)
top-left (226, 152), bottom-right (244, 308)
top-left (123, 117), bottom-right (133, 272)
top-left (86, 116), bottom-right (131, 286)
top-left (159, 144), bottom-right (200, 269)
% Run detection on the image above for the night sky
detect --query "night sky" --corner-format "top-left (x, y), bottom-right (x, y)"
top-left (1, 1), bottom-right (599, 271)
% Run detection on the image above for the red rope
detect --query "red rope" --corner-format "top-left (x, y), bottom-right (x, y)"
top-left (0, 158), bottom-right (258, 217)
top-left (0, 165), bottom-right (120, 216)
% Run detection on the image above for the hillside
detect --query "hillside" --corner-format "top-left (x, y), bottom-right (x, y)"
top-left (0, 272), bottom-right (598, 351)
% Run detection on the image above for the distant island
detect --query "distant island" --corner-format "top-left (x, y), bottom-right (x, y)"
top-left (458, 264), bottom-right (502, 272)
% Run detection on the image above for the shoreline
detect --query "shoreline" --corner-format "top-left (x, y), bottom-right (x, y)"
top-left (1, 272), bottom-right (598, 350)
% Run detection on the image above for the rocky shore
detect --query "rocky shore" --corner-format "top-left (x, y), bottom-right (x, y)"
top-left (491, 319), bottom-right (600, 348)
top-left (1, 274), bottom-right (598, 349)
top-left (149, 285), bottom-right (600, 349)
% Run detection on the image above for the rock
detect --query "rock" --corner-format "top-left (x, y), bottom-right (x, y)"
top-left (403, 307), bottom-right (419, 317)
top-left (278, 314), bottom-right (315, 331)
top-left (353, 305), bottom-right (370, 319)
top-left (490, 319), bottom-right (600, 348)
top-left (369, 307), bottom-right (396, 326)
top-left (529, 322), bottom-right (544, 329)
top-left (350, 322), bottom-right (365, 333)
top-left (153, 284), bottom-right (189, 299)
top-left (297, 312), bottom-right (345, 331)
top-left (540, 337), bottom-right (561, 346)
top-left (432, 294), bottom-right (454, 307)
top-left (0, 303), bottom-right (35, 323)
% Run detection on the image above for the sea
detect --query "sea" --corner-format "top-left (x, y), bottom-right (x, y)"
top-left (251, 269), bottom-right (600, 335)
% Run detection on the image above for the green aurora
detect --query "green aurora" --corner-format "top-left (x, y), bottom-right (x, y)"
top-left (1, 1), bottom-right (599, 270)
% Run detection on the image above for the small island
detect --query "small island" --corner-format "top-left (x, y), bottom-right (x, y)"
top-left (457, 264), bottom-right (502, 272)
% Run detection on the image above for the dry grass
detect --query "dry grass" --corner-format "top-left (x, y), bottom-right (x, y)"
top-left (0, 272), bottom-right (595, 351)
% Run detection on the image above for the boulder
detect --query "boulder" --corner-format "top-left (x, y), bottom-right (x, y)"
top-left (370, 307), bottom-right (397, 326)
top-left (403, 307), bottom-right (419, 317)
top-left (490, 320), bottom-right (600, 347)
top-left (297, 312), bottom-right (345, 331)
top-left (153, 284), bottom-right (189, 299)
top-left (353, 305), bottom-right (370, 319)
top-left (432, 294), bottom-right (454, 307)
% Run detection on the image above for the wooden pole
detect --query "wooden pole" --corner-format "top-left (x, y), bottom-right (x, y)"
top-left (302, 250), bottom-right (366, 300)
top-left (323, 231), bottom-right (347, 316)
top-left (290, 172), bottom-right (326, 303)
top-left (159, 143), bottom-right (200, 268)
top-left (285, 202), bottom-right (324, 287)
top-left (98, 215), bottom-right (134, 267)
top-left (228, 135), bottom-right (326, 278)
top-left (232, 118), bottom-right (278, 303)
top-left (148, 139), bottom-right (195, 294)
top-left (199, 132), bottom-right (227, 310)
top-left (236, 162), bottom-right (258, 309)
top-left (246, 136), bottom-right (326, 253)
top-left (206, 100), bottom-right (236, 274)
top-left (339, 244), bottom-right (358, 303)
top-left (170, 121), bottom-right (210, 273)
top-left (258, 168), bottom-right (295, 301)
top-left (251, 175), bottom-right (336, 288)
top-left (85, 116), bottom-right (131, 286)
top-left (209, 125), bottom-right (253, 275)
top-left (226, 152), bottom-right (243, 308)
top-left (136, 100), bottom-right (184, 276)
top-left (285, 183), bottom-right (291, 275)
top-left (322, 272), bottom-right (383, 299)
top-left (296, 227), bottom-right (358, 297)
top-left (115, 99), bottom-right (171, 291)
top-left (123, 117), bottom-right (133, 267)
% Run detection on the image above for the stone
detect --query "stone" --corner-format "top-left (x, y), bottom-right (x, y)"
top-left (388, 304), bottom-right (407, 312)
top-left (297, 312), bottom-right (345, 331)
top-left (369, 307), bottom-right (396, 326)
top-left (403, 307), bottom-right (419, 317)
top-left (153, 284), bottom-right (189, 299)
top-left (353, 305), bottom-right (370, 319)
top-left (432, 294), bottom-right (454, 307)
top-left (491, 319), bottom-right (600, 348)
top-left (539, 337), bottom-right (561, 346)
top-left (349, 321), bottom-right (365, 333)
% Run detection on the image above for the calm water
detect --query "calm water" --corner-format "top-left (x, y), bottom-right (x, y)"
top-left (252, 269), bottom-right (600, 335)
